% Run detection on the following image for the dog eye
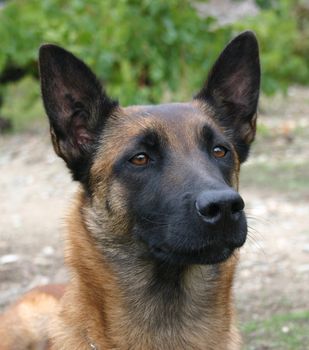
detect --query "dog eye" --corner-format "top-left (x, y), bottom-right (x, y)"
top-left (212, 146), bottom-right (228, 158)
top-left (129, 153), bottom-right (150, 166)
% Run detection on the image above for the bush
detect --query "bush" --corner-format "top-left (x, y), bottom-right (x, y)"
top-left (0, 0), bottom-right (231, 106)
top-left (234, 0), bottom-right (309, 94)
top-left (0, 0), bottom-right (308, 126)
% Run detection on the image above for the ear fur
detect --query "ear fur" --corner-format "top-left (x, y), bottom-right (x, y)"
top-left (195, 31), bottom-right (261, 162)
top-left (39, 45), bottom-right (118, 183)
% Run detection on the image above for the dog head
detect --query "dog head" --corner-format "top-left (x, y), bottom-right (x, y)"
top-left (39, 31), bottom-right (260, 266)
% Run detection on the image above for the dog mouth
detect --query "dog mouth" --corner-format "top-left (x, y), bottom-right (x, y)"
top-left (135, 213), bottom-right (247, 265)
top-left (150, 243), bottom-right (236, 265)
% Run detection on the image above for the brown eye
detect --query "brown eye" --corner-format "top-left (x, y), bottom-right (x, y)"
top-left (213, 146), bottom-right (228, 158)
top-left (129, 153), bottom-right (150, 166)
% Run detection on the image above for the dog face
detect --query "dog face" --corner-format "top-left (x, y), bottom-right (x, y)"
top-left (39, 31), bottom-right (260, 266)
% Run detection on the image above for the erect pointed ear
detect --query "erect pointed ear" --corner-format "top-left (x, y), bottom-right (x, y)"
top-left (195, 31), bottom-right (260, 162)
top-left (39, 44), bottom-right (118, 183)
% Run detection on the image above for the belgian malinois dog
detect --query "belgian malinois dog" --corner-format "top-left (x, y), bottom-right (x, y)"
top-left (0, 31), bottom-right (260, 349)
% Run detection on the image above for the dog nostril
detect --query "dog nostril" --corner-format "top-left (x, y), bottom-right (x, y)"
top-left (231, 197), bottom-right (245, 214)
top-left (195, 200), bottom-right (221, 220)
top-left (204, 203), bottom-right (220, 218)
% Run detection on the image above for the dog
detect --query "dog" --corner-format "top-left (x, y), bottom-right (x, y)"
top-left (0, 31), bottom-right (260, 349)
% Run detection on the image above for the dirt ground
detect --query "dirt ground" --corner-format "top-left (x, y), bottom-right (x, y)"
top-left (0, 87), bottom-right (308, 349)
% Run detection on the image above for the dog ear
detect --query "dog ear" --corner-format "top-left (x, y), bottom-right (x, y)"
top-left (195, 31), bottom-right (260, 162)
top-left (39, 45), bottom-right (118, 182)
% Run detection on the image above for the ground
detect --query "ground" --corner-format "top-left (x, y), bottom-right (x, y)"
top-left (0, 87), bottom-right (308, 349)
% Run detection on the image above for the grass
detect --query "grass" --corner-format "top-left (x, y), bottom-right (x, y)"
top-left (241, 161), bottom-right (309, 196)
top-left (1, 76), bottom-right (44, 131)
top-left (242, 310), bottom-right (309, 349)
top-left (256, 123), bottom-right (273, 138)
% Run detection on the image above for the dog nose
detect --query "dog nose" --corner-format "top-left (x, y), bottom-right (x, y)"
top-left (195, 189), bottom-right (244, 224)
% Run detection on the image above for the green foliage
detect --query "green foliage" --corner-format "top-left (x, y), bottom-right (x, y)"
top-left (235, 0), bottom-right (309, 94)
top-left (0, 0), bottom-right (230, 107)
top-left (254, 0), bottom-right (276, 9)
top-left (1, 76), bottom-right (44, 131)
top-left (0, 0), bottom-right (309, 129)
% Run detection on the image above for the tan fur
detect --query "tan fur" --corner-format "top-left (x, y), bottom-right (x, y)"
top-left (49, 190), bottom-right (241, 350)
top-left (47, 104), bottom-right (242, 349)
top-left (1, 103), bottom-right (243, 350)
top-left (2, 30), bottom-right (262, 348)
top-left (0, 285), bottom-right (64, 350)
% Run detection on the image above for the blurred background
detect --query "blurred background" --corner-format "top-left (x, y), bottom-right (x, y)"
top-left (0, 0), bottom-right (308, 349)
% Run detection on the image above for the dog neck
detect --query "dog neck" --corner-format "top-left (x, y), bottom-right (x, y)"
top-left (55, 191), bottom-right (241, 350)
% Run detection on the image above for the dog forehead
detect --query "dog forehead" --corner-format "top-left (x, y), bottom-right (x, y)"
top-left (91, 101), bottom-right (223, 182)
top-left (122, 101), bottom-right (207, 125)
top-left (97, 101), bottom-right (221, 158)
top-left (110, 101), bottom-right (217, 142)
